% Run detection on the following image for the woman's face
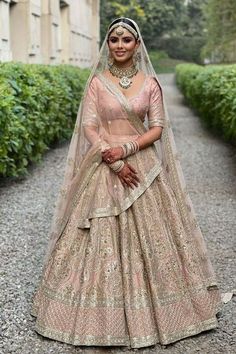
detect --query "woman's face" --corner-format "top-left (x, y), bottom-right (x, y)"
top-left (107, 27), bottom-right (140, 64)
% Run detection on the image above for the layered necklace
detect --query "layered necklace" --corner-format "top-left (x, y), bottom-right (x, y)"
top-left (108, 63), bottom-right (138, 89)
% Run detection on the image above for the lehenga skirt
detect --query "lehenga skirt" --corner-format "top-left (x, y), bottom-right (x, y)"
top-left (31, 168), bottom-right (222, 348)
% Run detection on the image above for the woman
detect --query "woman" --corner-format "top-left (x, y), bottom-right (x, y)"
top-left (31, 17), bottom-right (223, 349)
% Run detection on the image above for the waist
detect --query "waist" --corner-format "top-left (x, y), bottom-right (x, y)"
top-left (106, 134), bottom-right (139, 145)
top-left (104, 134), bottom-right (139, 144)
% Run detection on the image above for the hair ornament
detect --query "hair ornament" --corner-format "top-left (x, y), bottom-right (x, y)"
top-left (115, 26), bottom-right (125, 36)
top-left (108, 21), bottom-right (139, 39)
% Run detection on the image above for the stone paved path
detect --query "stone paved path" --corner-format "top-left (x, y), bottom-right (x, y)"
top-left (1, 74), bottom-right (235, 354)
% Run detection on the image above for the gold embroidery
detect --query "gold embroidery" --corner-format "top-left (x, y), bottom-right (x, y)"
top-left (77, 161), bottom-right (163, 227)
top-left (32, 317), bottom-right (219, 347)
top-left (97, 73), bottom-right (147, 135)
top-left (31, 72), bottom-right (222, 349)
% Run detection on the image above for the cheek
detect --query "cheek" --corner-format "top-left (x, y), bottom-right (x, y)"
top-left (125, 42), bottom-right (136, 51)
top-left (108, 42), bottom-right (116, 50)
top-left (108, 39), bottom-right (118, 50)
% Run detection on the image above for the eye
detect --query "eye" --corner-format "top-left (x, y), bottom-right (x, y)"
top-left (109, 38), bottom-right (118, 43)
top-left (123, 38), bottom-right (132, 43)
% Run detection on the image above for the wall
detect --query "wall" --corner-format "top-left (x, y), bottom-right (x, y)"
top-left (0, 0), bottom-right (100, 66)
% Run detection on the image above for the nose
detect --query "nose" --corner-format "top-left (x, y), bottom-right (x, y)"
top-left (117, 39), bottom-right (123, 48)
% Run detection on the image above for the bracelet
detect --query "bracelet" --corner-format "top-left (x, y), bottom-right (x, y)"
top-left (109, 160), bottom-right (125, 173)
top-left (121, 140), bottom-right (139, 158)
top-left (100, 141), bottom-right (124, 173)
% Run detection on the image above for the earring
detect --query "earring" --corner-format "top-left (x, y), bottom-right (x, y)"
top-left (108, 52), bottom-right (114, 67)
top-left (133, 50), bottom-right (141, 65)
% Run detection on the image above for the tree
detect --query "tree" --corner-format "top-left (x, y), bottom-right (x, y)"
top-left (157, 0), bottom-right (207, 62)
top-left (99, 0), bottom-right (145, 42)
top-left (99, 0), bottom-right (207, 62)
top-left (181, 0), bottom-right (207, 37)
top-left (137, 0), bottom-right (185, 48)
top-left (203, 0), bottom-right (236, 63)
top-left (100, 0), bottom-right (184, 48)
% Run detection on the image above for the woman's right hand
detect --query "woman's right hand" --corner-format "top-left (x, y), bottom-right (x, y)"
top-left (117, 162), bottom-right (140, 189)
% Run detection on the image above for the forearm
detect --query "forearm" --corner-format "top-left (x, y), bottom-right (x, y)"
top-left (119, 126), bottom-right (162, 158)
top-left (84, 126), bottom-right (102, 146)
top-left (85, 126), bottom-right (125, 173)
top-left (136, 126), bottom-right (163, 150)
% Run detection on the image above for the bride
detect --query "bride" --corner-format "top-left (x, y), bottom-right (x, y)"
top-left (31, 17), bottom-right (223, 349)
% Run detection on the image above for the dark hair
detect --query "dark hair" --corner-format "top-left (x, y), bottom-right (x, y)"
top-left (108, 18), bottom-right (139, 40)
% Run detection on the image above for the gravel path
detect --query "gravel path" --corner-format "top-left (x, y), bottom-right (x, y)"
top-left (1, 73), bottom-right (235, 354)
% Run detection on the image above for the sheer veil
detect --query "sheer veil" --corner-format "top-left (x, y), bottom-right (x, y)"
top-left (42, 17), bottom-right (218, 289)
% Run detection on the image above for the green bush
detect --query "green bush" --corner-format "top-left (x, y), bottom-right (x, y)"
top-left (0, 62), bottom-right (90, 177)
top-left (175, 63), bottom-right (236, 143)
top-left (149, 50), bottom-right (186, 74)
top-left (159, 36), bottom-right (206, 64)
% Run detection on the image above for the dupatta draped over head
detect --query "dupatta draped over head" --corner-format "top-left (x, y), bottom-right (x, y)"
top-left (43, 18), bottom-right (218, 289)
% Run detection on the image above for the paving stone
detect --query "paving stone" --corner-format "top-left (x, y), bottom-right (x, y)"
top-left (0, 73), bottom-right (235, 354)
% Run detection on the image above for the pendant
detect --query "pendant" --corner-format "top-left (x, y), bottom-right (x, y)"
top-left (119, 76), bottom-right (132, 89)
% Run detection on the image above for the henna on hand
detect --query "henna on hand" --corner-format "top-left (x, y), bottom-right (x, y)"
top-left (102, 147), bottom-right (124, 164)
top-left (117, 162), bottom-right (140, 189)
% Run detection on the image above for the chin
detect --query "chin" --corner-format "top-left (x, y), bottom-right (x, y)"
top-left (114, 56), bottom-right (132, 63)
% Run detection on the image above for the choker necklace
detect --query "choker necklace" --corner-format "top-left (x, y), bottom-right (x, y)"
top-left (108, 63), bottom-right (138, 89)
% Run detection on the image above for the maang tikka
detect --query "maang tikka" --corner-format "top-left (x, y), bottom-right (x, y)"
top-left (107, 23), bottom-right (139, 89)
top-left (115, 26), bottom-right (125, 36)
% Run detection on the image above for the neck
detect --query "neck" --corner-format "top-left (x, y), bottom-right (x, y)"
top-left (113, 58), bottom-right (134, 68)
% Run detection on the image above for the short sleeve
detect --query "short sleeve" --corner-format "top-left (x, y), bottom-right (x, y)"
top-left (82, 76), bottom-right (99, 128)
top-left (147, 78), bottom-right (165, 128)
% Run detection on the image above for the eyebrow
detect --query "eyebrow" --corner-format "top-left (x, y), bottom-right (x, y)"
top-left (109, 36), bottom-right (134, 39)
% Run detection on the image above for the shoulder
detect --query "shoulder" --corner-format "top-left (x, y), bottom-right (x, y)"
top-left (89, 75), bottom-right (99, 88)
top-left (147, 75), bottom-right (161, 88)
top-left (146, 75), bottom-right (163, 96)
top-left (86, 74), bottom-right (103, 96)
top-left (89, 73), bottom-right (107, 90)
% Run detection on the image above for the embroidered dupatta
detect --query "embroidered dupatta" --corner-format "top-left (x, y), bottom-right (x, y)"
top-left (42, 19), bottom-right (219, 291)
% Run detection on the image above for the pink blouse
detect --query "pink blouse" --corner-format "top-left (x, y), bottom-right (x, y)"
top-left (73, 74), bottom-right (166, 226)
top-left (83, 74), bottom-right (165, 133)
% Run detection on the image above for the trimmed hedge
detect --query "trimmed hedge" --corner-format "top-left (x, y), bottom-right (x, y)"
top-left (175, 63), bottom-right (236, 144)
top-left (0, 63), bottom-right (90, 177)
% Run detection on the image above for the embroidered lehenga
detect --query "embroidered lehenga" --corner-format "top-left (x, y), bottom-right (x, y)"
top-left (31, 18), bottom-right (223, 349)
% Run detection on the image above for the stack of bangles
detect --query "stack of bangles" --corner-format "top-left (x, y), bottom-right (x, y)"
top-left (108, 140), bottom-right (139, 173)
top-left (121, 140), bottom-right (139, 158)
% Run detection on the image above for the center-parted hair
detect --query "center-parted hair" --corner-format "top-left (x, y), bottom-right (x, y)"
top-left (107, 17), bottom-right (139, 40)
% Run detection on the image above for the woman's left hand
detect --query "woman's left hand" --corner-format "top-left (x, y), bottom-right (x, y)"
top-left (102, 147), bottom-right (123, 164)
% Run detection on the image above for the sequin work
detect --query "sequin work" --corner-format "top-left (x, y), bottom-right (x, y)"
top-left (31, 168), bottom-right (222, 348)
top-left (31, 73), bottom-right (222, 349)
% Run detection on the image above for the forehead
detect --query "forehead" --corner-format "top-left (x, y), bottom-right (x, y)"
top-left (109, 27), bottom-right (135, 38)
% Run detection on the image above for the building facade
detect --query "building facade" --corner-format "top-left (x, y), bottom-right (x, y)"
top-left (0, 0), bottom-right (100, 67)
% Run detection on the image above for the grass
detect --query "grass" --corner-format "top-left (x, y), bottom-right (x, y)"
top-left (149, 50), bottom-right (187, 73)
